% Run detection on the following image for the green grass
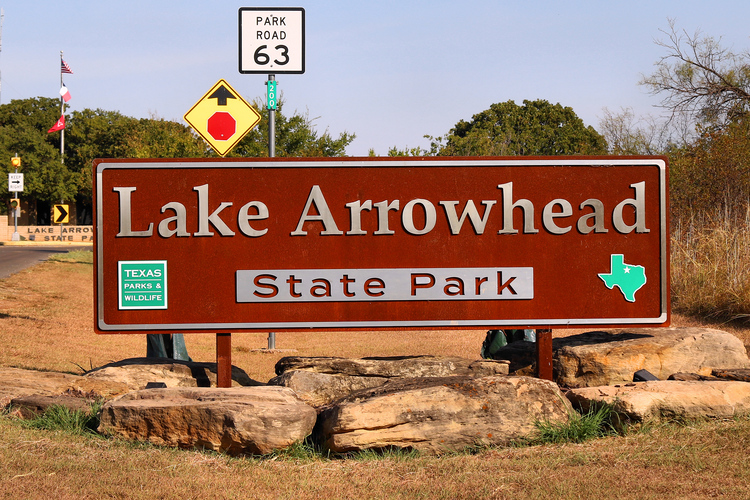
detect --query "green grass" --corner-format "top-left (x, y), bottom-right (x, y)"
top-left (18, 401), bottom-right (103, 436)
top-left (47, 249), bottom-right (93, 264)
top-left (530, 402), bottom-right (622, 445)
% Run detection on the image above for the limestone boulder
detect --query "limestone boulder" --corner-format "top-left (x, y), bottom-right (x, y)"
top-left (275, 355), bottom-right (509, 378)
top-left (98, 386), bottom-right (317, 455)
top-left (712, 368), bottom-right (750, 382)
top-left (9, 394), bottom-right (98, 419)
top-left (270, 370), bottom-right (389, 408)
top-left (271, 355), bottom-right (510, 407)
top-left (568, 380), bottom-right (750, 422)
top-left (84, 357), bottom-right (263, 391)
top-left (317, 375), bottom-right (572, 454)
top-left (0, 367), bottom-right (130, 408)
top-left (491, 328), bottom-right (750, 388)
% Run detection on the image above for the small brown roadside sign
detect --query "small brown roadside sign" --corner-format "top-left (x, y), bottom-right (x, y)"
top-left (93, 156), bottom-right (669, 334)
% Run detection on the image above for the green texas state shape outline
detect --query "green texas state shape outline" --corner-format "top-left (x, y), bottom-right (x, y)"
top-left (598, 254), bottom-right (646, 303)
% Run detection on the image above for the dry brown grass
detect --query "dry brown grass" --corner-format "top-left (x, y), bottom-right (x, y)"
top-left (2, 249), bottom-right (750, 499)
top-left (1, 414), bottom-right (749, 499)
top-left (672, 212), bottom-right (750, 321)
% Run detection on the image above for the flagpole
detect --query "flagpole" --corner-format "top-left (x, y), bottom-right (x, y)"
top-left (59, 51), bottom-right (65, 164)
top-left (0, 9), bottom-right (5, 105)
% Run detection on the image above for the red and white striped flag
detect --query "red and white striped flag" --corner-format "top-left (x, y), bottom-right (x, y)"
top-left (61, 57), bottom-right (73, 74)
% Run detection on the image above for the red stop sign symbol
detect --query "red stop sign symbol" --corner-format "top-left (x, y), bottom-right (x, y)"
top-left (207, 112), bottom-right (236, 141)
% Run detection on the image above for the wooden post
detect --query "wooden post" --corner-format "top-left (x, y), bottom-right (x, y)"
top-left (216, 333), bottom-right (232, 388)
top-left (536, 328), bottom-right (553, 381)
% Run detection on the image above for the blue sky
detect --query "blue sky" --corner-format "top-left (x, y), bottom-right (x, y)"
top-left (1, 1), bottom-right (749, 156)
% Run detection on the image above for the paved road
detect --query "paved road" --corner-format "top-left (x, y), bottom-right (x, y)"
top-left (0, 244), bottom-right (92, 279)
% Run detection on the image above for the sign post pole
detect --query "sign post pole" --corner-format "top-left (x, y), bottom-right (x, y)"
top-left (268, 74), bottom-right (276, 158)
top-left (267, 75), bottom-right (276, 349)
top-left (536, 329), bottom-right (553, 380)
top-left (216, 333), bottom-right (232, 388)
top-left (12, 167), bottom-right (18, 241)
top-left (9, 155), bottom-right (22, 241)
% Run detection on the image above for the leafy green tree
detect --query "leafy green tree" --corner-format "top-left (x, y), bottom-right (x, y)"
top-left (229, 99), bottom-right (355, 157)
top-left (385, 145), bottom-right (429, 157)
top-left (435, 99), bottom-right (607, 156)
top-left (1, 96), bottom-right (354, 217)
top-left (0, 97), bottom-right (78, 205)
top-left (641, 20), bottom-right (750, 129)
top-left (122, 116), bottom-right (210, 159)
top-left (65, 109), bottom-right (139, 199)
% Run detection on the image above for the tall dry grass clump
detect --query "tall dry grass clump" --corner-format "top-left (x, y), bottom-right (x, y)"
top-left (671, 208), bottom-right (750, 319)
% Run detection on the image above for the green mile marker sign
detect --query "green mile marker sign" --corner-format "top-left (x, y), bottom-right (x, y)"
top-left (267, 80), bottom-right (277, 110)
top-left (118, 260), bottom-right (168, 310)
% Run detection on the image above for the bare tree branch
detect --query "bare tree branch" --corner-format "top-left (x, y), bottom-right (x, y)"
top-left (641, 19), bottom-right (750, 128)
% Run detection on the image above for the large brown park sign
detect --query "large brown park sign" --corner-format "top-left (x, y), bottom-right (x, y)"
top-left (94, 157), bottom-right (669, 334)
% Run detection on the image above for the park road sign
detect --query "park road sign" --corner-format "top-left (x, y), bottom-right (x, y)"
top-left (239, 7), bottom-right (305, 74)
top-left (93, 156), bottom-right (669, 334)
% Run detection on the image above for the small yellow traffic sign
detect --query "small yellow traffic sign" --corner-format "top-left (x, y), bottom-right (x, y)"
top-left (11, 156), bottom-right (21, 167)
top-left (53, 204), bottom-right (69, 224)
top-left (184, 79), bottom-right (261, 157)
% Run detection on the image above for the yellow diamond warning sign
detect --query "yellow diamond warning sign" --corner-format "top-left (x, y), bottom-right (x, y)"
top-left (184, 79), bottom-right (261, 156)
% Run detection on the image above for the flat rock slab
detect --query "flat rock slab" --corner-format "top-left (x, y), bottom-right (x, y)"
top-left (271, 355), bottom-right (510, 407)
top-left (713, 368), bottom-right (750, 382)
top-left (98, 386), bottom-right (317, 456)
top-left (567, 380), bottom-right (750, 422)
top-left (0, 367), bottom-right (130, 408)
top-left (270, 370), bottom-right (389, 408)
top-left (85, 358), bottom-right (263, 391)
top-left (492, 327), bottom-right (750, 387)
top-left (317, 375), bottom-right (572, 454)
top-left (275, 355), bottom-right (510, 378)
top-left (9, 394), bottom-right (97, 419)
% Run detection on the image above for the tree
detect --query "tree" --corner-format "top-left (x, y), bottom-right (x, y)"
top-left (641, 20), bottom-right (750, 128)
top-left (435, 99), bottom-right (607, 156)
top-left (669, 119), bottom-right (750, 221)
top-left (0, 97), bottom-right (77, 204)
top-left (65, 109), bottom-right (140, 199)
top-left (0, 96), bottom-right (354, 218)
top-left (229, 99), bottom-right (355, 158)
top-left (597, 107), bottom-right (677, 155)
top-left (121, 116), bottom-right (210, 159)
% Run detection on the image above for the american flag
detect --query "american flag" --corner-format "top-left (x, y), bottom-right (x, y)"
top-left (61, 58), bottom-right (73, 74)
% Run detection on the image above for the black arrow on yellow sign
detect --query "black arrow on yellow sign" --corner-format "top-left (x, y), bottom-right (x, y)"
top-left (53, 204), bottom-right (69, 224)
top-left (208, 85), bottom-right (236, 106)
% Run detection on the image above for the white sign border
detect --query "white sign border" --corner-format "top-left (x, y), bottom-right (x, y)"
top-left (8, 172), bottom-right (23, 192)
top-left (238, 7), bottom-right (305, 74)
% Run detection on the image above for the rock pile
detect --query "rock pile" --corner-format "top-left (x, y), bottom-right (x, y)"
top-left (490, 327), bottom-right (750, 387)
top-left (2, 327), bottom-right (750, 456)
top-left (269, 355), bottom-right (510, 407)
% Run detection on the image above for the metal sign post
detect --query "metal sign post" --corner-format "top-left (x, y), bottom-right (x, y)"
top-left (268, 74), bottom-right (276, 158)
top-left (240, 7), bottom-right (305, 352)
top-left (8, 156), bottom-right (22, 241)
